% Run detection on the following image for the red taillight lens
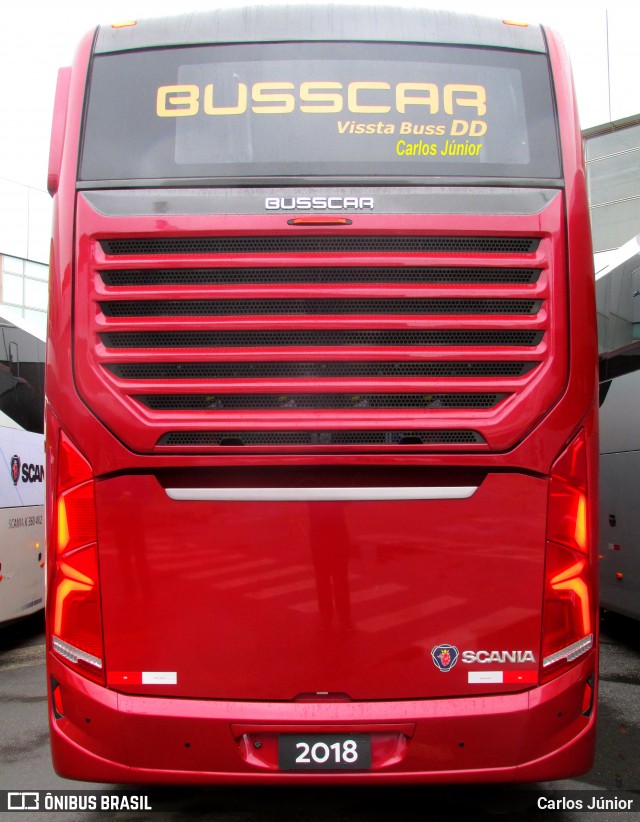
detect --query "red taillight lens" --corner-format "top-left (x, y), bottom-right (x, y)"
top-left (51, 434), bottom-right (104, 685)
top-left (57, 431), bottom-right (93, 492)
top-left (547, 429), bottom-right (588, 553)
top-left (58, 482), bottom-right (96, 555)
top-left (542, 431), bottom-right (595, 682)
top-left (542, 542), bottom-right (593, 671)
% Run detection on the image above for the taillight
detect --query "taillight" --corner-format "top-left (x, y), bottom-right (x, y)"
top-left (51, 433), bottom-right (105, 685)
top-left (541, 431), bottom-right (595, 682)
top-left (546, 428), bottom-right (588, 553)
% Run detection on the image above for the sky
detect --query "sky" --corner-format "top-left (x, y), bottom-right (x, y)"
top-left (1, 0), bottom-right (639, 191)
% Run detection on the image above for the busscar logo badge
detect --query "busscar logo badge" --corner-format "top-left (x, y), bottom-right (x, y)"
top-left (431, 644), bottom-right (459, 672)
top-left (265, 195), bottom-right (374, 211)
top-left (10, 455), bottom-right (21, 486)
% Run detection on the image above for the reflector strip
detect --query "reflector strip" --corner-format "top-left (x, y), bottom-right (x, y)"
top-left (143, 671), bottom-right (177, 685)
top-left (504, 670), bottom-right (538, 684)
top-left (108, 672), bottom-right (142, 686)
top-left (52, 636), bottom-right (102, 670)
top-left (468, 670), bottom-right (537, 684)
top-left (108, 671), bottom-right (178, 686)
top-left (468, 671), bottom-right (503, 683)
top-left (52, 683), bottom-right (65, 719)
top-left (166, 486), bottom-right (478, 502)
top-left (542, 634), bottom-right (593, 668)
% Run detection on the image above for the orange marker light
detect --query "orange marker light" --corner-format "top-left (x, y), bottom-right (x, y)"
top-left (503, 20), bottom-right (529, 27)
top-left (112, 20), bottom-right (137, 28)
top-left (288, 217), bottom-right (352, 226)
top-left (574, 493), bottom-right (587, 552)
top-left (57, 498), bottom-right (70, 554)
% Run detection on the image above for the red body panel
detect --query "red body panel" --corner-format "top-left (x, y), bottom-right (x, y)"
top-left (45, 18), bottom-right (599, 784)
top-left (48, 653), bottom-right (595, 784)
top-left (96, 471), bottom-right (545, 700)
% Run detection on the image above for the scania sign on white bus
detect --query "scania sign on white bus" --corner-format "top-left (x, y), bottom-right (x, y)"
top-left (1, 431), bottom-right (45, 508)
top-left (0, 426), bottom-right (45, 625)
top-left (10, 455), bottom-right (45, 486)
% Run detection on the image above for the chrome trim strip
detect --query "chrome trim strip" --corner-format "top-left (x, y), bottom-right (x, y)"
top-left (542, 634), bottom-right (594, 668)
top-left (166, 486), bottom-right (478, 502)
top-left (52, 636), bottom-right (103, 669)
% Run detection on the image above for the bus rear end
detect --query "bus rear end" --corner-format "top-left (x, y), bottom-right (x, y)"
top-left (46, 6), bottom-right (598, 783)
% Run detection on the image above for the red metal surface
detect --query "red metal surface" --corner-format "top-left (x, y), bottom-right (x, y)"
top-left (96, 471), bottom-right (545, 701)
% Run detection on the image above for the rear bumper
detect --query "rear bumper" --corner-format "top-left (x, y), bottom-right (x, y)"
top-left (48, 652), bottom-right (596, 784)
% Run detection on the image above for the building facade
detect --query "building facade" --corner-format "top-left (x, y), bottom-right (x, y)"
top-left (0, 177), bottom-right (51, 338)
top-left (584, 117), bottom-right (640, 272)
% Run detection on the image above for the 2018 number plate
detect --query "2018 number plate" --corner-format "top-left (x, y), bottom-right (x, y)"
top-left (279, 734), bottom-right (371, 771)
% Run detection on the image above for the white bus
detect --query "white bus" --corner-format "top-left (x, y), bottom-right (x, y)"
top-left (0, 312), bottom-right (45, 626)
top-left (599, 366), bottom-right (640, 621)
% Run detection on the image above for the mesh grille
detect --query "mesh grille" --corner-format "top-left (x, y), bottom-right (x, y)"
top-left (101, 298), bottom-right (540, 317)
top-left (100, 267), bottom-right (541, 286)
top-left (157, 430), bottom-right (485, 447)
top-left (100, 236), bottom-right (540, 256)
top-left (86, 221), bottom-right (553, 454)
top-left (137, 392), bottom-right (506, 411)
top-left (101, 330), bottom-right (544, 349)
top-left (107, 361), bottom-right (537, 380)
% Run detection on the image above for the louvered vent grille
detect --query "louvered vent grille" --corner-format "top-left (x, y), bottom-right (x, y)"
top-left (78, 221), bottom-right (555, 454)
top-left (101, 298), bottom-right (541, 318)
top-left (101, 267), bottom-right (541, 286)
top-left (100, 236), bottom-right (540, 256)
top-left (107, 362), bottom-right (536, 379)
top-left (137, 393), bottom-right (506, 411)
top-left (101, 330), bottom-right (543, 349)
top-left (158, 430), bottom-right (485, 447)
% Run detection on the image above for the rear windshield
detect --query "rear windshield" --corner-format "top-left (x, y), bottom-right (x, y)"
top-left (80, 41), bottom-right (561, 182)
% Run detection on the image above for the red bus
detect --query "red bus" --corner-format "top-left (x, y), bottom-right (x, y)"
top-left (46, 6), bottom-right (598, 783)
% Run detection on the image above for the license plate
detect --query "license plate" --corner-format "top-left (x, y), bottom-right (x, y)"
top-left (278, 734), bottom-right (371, 771)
